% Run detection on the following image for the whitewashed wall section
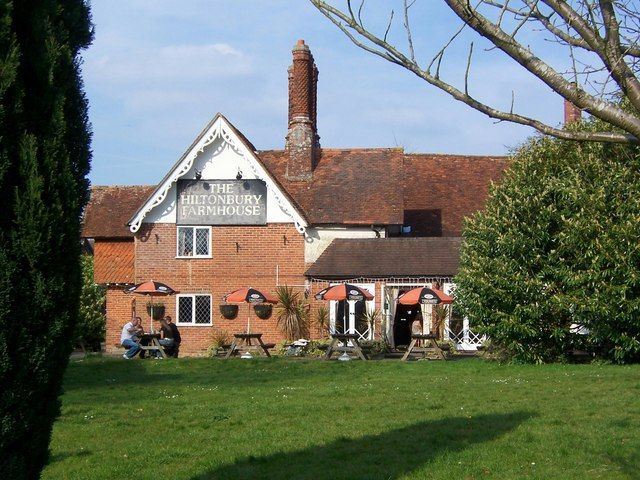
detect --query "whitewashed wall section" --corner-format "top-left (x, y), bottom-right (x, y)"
top-left (304, 226), bottom-right (384, 263)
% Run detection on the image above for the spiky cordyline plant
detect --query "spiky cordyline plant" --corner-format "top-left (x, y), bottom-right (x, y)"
top-left (275, 286), bottom-right (310, 340)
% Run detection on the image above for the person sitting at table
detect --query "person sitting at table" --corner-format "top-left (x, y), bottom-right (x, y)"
top-left (411, 317), bottom-right (424, 336)
top-left (121, 316), bottom-right (143, 359)
top-left (158, 315), bottom-right (181, 358)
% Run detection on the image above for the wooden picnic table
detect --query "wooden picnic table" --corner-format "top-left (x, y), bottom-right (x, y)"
top-left (401, 333), bottom-right (446, 361)
top-left (138, 333), bottom-right (166, 359)
top-left (324, 333), bottom-right (368, 361)
top-left (224, 333), bottom-right (272, 359)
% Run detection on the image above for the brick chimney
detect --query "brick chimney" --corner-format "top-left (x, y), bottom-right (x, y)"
top-left (564, 98), bottom-right (582, 125)
top-left (285, 39), bottom-right (319, 181)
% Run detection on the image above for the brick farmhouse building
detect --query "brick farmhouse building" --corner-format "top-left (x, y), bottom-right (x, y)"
top-left (83, 40), bottom-right (514, 356)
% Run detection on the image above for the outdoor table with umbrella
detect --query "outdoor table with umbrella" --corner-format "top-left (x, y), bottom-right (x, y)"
top-left (124, 280), bottom-right (178, 358)
top-left (222, 287), bottom-right (277, 358)
top-left (315, 284), bottom-right (374, 361)
top-left (397, 286), bottom-right (453, 361)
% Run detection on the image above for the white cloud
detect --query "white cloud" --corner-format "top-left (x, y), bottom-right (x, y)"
top-left (85, 43), bottom-right (253, 85)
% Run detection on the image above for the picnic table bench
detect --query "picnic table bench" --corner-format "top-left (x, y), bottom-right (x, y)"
top-left (224, 333), bottom-right (273, 358)
top-left (324, 333), bottom-right (368, 361)
top-left (401, 334), bottom-right (447, 361)
top-left (138, 333), bottom-right (167, 359)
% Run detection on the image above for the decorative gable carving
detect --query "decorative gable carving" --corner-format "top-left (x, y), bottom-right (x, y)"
top-left (128, 114), bottom-right (308, 234)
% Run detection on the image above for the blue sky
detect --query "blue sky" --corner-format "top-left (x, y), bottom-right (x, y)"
top-left (83, 1), bottom-right (563, 185)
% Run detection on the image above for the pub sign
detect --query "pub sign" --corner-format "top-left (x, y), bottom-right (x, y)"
top-left (176, 179), bottom-right (267, 225)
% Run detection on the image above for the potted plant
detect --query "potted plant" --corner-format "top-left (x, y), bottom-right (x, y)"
top-left (219, 304), bottom-right (238, 319)
top-left (146, 301), bottom-right (165, 320)
top-left (254, 304), bottom-right (273, 319)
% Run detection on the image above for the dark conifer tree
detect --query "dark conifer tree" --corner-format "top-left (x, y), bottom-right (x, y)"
top-left (0, 1), bottom-right (93, 477)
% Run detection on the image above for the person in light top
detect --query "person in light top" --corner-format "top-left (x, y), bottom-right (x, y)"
top-left (121, 316), bottom-right (143, 359)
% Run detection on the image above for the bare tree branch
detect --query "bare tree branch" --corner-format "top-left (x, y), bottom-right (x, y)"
top-left (310, 0), bottom-right (640, 144)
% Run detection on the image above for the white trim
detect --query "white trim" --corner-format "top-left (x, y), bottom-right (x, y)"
top-left (176, 294), bottom-right (212, 326)
top-left (175, 226), bottom-right (212, 259)
top-left (128, 114), bottom-right (308, 234)
top-left (328, 282), bottom-right (375, 341)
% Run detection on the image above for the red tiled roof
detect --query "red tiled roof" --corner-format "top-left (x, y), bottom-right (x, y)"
top-left (82, 151), bottom-right (507, 237)
top-left (305, 237), bottom-right (462, 278)
top-left (94, 240), bottom-right (135, 283)
top-left (82, 185), bottom-right (155, 238)
top-left (403, 154), bottom-right (507, 236)
top-left (259, 148), bottom-right (405, 225)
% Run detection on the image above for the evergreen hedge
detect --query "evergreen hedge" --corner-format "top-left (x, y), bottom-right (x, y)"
top-left (0, 1), bottom-right (92, 477)
top-left (455, 121), bottom-right (640, 363)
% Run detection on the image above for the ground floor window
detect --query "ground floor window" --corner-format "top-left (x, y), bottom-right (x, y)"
top-left (177, 294), bottom-right (212, 325)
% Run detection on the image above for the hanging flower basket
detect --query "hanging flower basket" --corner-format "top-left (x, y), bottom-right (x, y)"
top-left (254, 304), bottom-right (273, 319)
top-left (146, 303), bottom-right (165, 320)
top-left (219, 304), bottom-right (239, 319)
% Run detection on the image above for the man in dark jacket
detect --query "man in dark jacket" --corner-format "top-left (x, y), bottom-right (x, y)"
top-left (159, 316), bottom-right (181, 357)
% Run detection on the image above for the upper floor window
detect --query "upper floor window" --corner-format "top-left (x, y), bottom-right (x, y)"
top-left (177, 226), bottom-right (211, 258)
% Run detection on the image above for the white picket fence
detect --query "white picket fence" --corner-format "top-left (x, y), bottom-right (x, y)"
top-left (444, 326), bottom-right (486, 351)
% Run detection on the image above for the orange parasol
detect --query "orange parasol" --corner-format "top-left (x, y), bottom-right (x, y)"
top-left (124, 280), bottom-right (178, 332)
top-left (397, 287), bottom-right (453, 305)
top-left (223, 287), bottom-right (277, 333)
top-left (314, 284), bottom-right (374, 301)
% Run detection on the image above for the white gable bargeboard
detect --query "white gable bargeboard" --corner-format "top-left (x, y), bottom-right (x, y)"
top-left (128, 114), bottom-right (307, 233)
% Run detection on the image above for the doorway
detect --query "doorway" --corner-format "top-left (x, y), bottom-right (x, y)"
top-left (393, 304), bottom-right (420, 347)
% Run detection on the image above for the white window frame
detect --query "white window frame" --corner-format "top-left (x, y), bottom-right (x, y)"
top-left (176, 294), bottom-right (212, 326)
top-left (176, 226), bottom-right (212, 258)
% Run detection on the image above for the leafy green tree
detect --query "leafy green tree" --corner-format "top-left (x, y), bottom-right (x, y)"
top-left (0, 1), bottom-right (92, 477)
top-left (75, 255), bottom-right (105, 351)
top-left (455, 120), bottom-right (640, 363)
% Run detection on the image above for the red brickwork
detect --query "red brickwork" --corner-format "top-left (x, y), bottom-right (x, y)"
top-left (94, 240), bottom-right (134, 284)
top-left (104, 222), bottom-right (307, 356)
top-left (105, 287), bottom-right (138, 353)
top-left (285, 40), bottom-right (318, 180)
top-left (564, 98), bottom-right (582, 124)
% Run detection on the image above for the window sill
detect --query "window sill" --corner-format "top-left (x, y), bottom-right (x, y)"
top-left (175, 255), bottom-right (213, 259)
top-left (176, 323), bottom-right (213, 327)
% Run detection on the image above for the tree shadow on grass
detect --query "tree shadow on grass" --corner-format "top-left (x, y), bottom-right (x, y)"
top-left (192, 411), bottom-right (534, 480)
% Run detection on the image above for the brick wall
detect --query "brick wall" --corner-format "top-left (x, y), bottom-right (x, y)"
top-left (105, 287), bottom-right (137, 354)
top-left (106, 222), bottom-right (307, 356)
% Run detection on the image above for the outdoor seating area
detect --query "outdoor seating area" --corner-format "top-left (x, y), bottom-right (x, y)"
top-left (113, 281), bottom-right (463, 362)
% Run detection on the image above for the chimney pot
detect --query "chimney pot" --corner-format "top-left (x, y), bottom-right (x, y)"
top-left (564, 98), bottom-right (581, 125)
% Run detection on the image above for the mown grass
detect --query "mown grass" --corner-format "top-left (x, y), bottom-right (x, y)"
top-left (43, 357), bottom-right (640, 479)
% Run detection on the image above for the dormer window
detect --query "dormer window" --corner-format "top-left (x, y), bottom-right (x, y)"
top-left (177, 226), bottom-right (211, 258)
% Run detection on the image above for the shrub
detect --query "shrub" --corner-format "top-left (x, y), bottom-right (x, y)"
top-left (314, 305), bottom-right (329, 336)
top-left (455, 120), bottom-right (640, 363)
top-left (274, 286), bottom-right (309, 340)
top-left (206, 330), bottom-right (231, 357)
top-left (75, 255), bottom-right (105, 351)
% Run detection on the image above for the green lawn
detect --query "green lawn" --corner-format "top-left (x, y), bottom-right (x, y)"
top-left (43, 357), bottom-right (640, 479)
